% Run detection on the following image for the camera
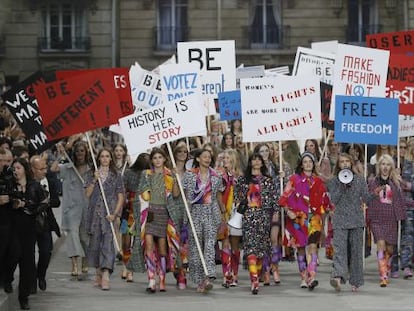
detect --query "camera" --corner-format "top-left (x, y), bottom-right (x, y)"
top-left (0, 165), bottom-right (22, 206)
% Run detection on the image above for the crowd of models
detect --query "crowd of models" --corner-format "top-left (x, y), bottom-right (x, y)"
top-left (0, 115), bottom-right (413, 309)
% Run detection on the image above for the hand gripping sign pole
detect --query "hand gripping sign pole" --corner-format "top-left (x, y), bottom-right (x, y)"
top-left (166, 142), bottom-right (210, 277)
top-left (57, 143), bottom-right (85, 184)
top-left (85, 132), bottom-right (121, 254)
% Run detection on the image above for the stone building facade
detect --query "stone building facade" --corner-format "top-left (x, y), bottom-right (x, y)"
top-left (0, 0), bottom-right (412, 88)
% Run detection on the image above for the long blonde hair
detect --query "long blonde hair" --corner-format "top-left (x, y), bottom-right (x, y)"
top-left (224, 148), bottom-right (243, 177)
top-left (376, 154), bottom-right (400, 188)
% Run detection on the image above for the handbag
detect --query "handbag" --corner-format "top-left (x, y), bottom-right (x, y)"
top-left (217, 218), bottom-right (229, 241)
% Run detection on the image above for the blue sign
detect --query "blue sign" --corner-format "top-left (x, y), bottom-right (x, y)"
top-left (218, 90), bottom-right (241, 121)
top-left (334, 95), bottom-right (399, 145)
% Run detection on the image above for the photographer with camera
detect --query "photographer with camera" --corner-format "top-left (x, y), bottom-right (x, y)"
top-left (0, 147), bottom-right (13, 290)
top-left (3, 158), bottom-right (49, 310)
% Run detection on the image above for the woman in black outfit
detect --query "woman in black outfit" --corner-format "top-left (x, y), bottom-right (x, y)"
top-left (4, 158), bottom-right (48, 310)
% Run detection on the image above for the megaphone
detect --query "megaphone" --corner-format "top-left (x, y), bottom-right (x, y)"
top-left (338, 168), bottom-right (354, 184)
top-left (228, 211), bottom-right (243, 229)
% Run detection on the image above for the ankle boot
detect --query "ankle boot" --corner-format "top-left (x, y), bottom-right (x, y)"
top-left (94, 268), bottom-right (102, 287)
top-left (101, 269), bottom-right (110, 290)
top-left (81, 257), bottom-right (88, 274)
top-left (71, 257), bottom-right (79, 276)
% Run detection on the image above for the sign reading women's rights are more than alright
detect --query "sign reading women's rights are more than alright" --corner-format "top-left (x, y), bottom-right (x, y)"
top-left (334, 95), bottom-right (399, 145)
top-left (329, 44), bottom-right (389, 120)
top-left (240, 76), bottom-right (322, 143)
top-left (118, 92), bottom-right (206, 155)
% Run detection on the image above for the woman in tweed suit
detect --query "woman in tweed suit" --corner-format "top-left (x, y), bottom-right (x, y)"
top-left (367, 154), bottom-right (406, 287)
top-left (327, 153), bottom-right (371, 292)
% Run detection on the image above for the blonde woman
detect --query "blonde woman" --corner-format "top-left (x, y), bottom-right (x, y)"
top-left (367, 154), bottom-right (406, 287)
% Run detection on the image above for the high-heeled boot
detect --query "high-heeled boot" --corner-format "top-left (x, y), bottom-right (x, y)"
top-left (247, 254), bottom-right (259, 295)
top-left (230, 250), bottom-right (240, 287)
top-left (377, 250), bottom-right (388, 287)
top-left (145, 252), bottom-right (157, 293)
top-left (159, 256), bottom-right (167, 292)
top-left (221, 248), bottom-right (232, 287)
top-left (297, 255), bottom-right (307, 288)
top-left (271, 246), bottom-right (281, 284)
top-left (307, 253), bottom-right (319, 290)
top-left (261, 254), bottom-right (270, 285)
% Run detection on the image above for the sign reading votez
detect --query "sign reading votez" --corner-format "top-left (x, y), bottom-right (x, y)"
top-left (330, 44), bottom-right (389, 120)
top-left (334, 95), bottom-right (399, 145)
top-left (119, 93), bottom-right (206, 155)
top-left (177, 40), bottom-right (236, 97)
top-left (240, 76), bottom-right (322, 142)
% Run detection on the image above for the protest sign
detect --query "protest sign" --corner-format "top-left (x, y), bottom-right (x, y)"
top-left (218, 90), bottom-right (241, 121)
top-left (292, 47), bottom-right (335, 85)
top-left (129, 62), bottom-right (163, 111)
top-left (399, 115), bottom-right (414, 137)
top-left (57, 68), bottom-right (134, 117)
top-left (334, 95), bottom-right (398, 145)
top-left (240, 76), bottom-right (322, 142)
top-left (236, 65), bottom-right (264, 89)
top-left (1, 71), bottom-right (54, 152)
top-left (385, 53), bottom-right (414, 115)
top-left (330, 44), bottom-right (389, 120)
top-left (119, 92), bottom-right (206, 155)
top-left (320, 82), bottom-right (334, 130)
top-left (35, 70), bottom-right (121, 140)
top-left (366, 30), bottom-right (414, 54)
top-left (177, 40), bottom-right (236, 98)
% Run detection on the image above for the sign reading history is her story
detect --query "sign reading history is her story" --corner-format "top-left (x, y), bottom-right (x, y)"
top-left (240, 76), bottom-right (322, 142)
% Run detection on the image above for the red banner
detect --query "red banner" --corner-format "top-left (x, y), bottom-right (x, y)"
top-left (35, 69), bottom-right (123, 140)
top-left (386, 53), bottom-right (414, 115)
top-left (366, 30), bottom-right (414, 54)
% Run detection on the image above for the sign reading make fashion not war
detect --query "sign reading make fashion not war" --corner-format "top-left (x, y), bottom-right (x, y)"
top-left (240, 76), bottom-right (322, 142)
top-left (119, 92), bottom-right (206, 155)
top-left (330, 44), bottom-right (389, 120)
top-left (177, 40), bottom-right (236, 97)
top-left (334, 95), bottom-right (399, 145)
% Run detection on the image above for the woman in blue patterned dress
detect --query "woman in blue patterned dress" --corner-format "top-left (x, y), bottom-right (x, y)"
top-left (85, 147), bottom-right (125, 291)
top-left (183, 148), bottom-right (225, 293)
top-left (234, 152), bottom-right (279, 294)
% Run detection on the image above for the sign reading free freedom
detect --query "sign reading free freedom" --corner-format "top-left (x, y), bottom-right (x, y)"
top-left (334, 95), bottom-right (399, 145)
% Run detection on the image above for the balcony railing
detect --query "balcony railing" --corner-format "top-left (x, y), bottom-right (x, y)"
top-left (38, 36), bottom-right (91, 53)
top-left (346, 24), bottom-right (383, 43)
top-left (244, 25), bottom-right (291, 49)
top-left (153, 26), bottom-right (189, 51)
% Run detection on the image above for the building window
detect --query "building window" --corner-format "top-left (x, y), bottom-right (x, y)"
top-left (346, 0), bottom-right (381, 43)
top-left (249, 0), bottom-right (282, 49)
top-left (156, 0), bottom-right (188, 50)
top-left (40, 3), bottom-right (89, 51)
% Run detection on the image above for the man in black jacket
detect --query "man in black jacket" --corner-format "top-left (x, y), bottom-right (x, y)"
top-left (30, 155), bottom-right (61, 292)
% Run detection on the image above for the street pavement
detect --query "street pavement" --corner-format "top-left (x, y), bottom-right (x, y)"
top-left (2, 207), bottom-right (414, 311)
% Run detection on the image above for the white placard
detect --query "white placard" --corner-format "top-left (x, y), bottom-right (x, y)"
top-left (311, 40), bottom-right (338, 54)
top-left (177, 40), bottom-right (236, 97)
top-left (119, 93), bottom-right (206, 155)
top-left (292, 47), bottom-right (335, 85)
top-left (399, 115), bottom-right (414, 137)
top-left (240, 76), bottom-right (322, 142)
top-left (330, 44), bottom-right (390, 120)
